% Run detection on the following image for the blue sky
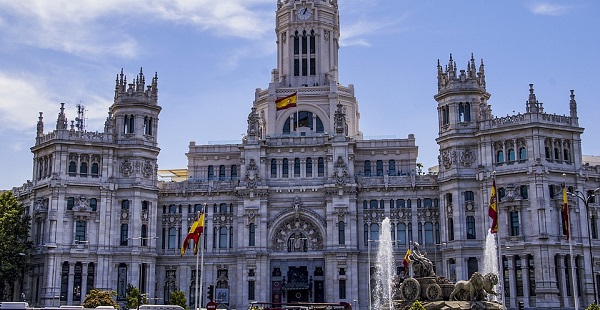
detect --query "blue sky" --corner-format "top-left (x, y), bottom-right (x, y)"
top-left (0, 1), bottom-right (598, 189)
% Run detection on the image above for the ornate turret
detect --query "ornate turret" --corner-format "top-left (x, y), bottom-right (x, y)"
top-left (56, 103), bottom-right (67, 130)
top-left (436, 53), bottom-right (486, 95)
top-left (569, 89), bottom-right (578, 118)
top-left (525, 84), bottom-right (544, 113)
top-left (113, 67), bottom-right (158, 105)
top-left (36, 112), bottom-right (44, 138)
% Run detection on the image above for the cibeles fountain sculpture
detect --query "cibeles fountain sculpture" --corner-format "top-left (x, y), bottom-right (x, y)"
top-left (372, 217), bottom-right (502, 310)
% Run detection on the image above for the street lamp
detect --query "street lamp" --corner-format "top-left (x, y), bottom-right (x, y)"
top-left (569, 187), bottom-right (600, 305)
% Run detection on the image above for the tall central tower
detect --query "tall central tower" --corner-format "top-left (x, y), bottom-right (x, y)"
top-left (275, 0), bottom-right (339, 88)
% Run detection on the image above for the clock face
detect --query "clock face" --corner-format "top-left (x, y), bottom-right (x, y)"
top-left (296, 6), bottom-right (312, 20)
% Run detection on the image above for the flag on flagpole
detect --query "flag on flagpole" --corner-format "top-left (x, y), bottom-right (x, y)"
top-left (180, 212), bottom-right (205, 256)
top-left (489, 179), bottom-right (498, 233)
top-left (402, 248), bottom-right (412, 268)
top-left (275, 93), bottom-right (297, 111)
top-left (563, 183), bottom-right (570, 240)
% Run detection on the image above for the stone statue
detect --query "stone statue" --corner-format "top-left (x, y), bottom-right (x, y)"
top-left (449, 271), bottom-right (488, 301)
top-left (410, 242), bottom-right (435, 277)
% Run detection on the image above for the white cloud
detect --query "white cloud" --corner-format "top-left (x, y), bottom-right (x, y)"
top-left (340, 19), bottom-right (402, 47)
top-left (529, 3), bottom-right (572, 16)
top-left (0, 0), bottom-right (274, 59)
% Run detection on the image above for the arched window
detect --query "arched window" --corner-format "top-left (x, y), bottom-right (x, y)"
top-left (448, 218), bottom-right (454, 241)
top-left (306, 157), bottom-right (313, 177)
top-left (208, 165), bottom-right (214, 180)
top-left (338, 221), bottom-right (345, 245)
top-left (249, 223), bottom-right (256, 246)
top-left (424, 198), bottom-right (433, 208)
top-left (376, 160), bottom-right (383, 176)
top-left (120, 224), bottom-right (129, 246)
top-left (91, 163), bottom-right (99, 177)
top-left (364, 160), bottom-right (371, 176)
top-left (271, 159), bottom-right (277, 177)
top-left (294, 158), bottom-right (300, 177)
top-left (554, 148), bottom-right (560, 160)
top-left (231, 165), bottom-right (238, 179)
top-left (282, 158), bottom-right (289, 177)
top-left (563, 149), bottom-right (570, 162)
top-left (79, 162), bottom-right (87, 177)
top-left (519, 147), bottom-right (527, 160)
top-left (283, 111), bottom-right (324, 133)
top-left (141, 224), bottom-right (148, 246)
top-left (466, 216), bottom-right (476, 239)
top-left (129, 114), bottom-right (135, 133)
top-left (496, 150), bottom-right (504, 163)
top-left (122, 200), bottom-right (130, 210)
top-left (318, 157), bottom-right (324, 176)
top-left (545, 146), bottom-right (551, 159)
top-left (69, 161), bottom-right (77, 176)
top-left (508, 149), bottom-right (515, 161)
top-left (459, 102), bottom-right (471, 122)
top-left (219, 165), bottom-right (226, 180)
top-left (362, 200), bottom-right (368, 209)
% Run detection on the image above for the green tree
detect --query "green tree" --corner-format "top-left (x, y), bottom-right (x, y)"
top-left (83, 289), bottom-right (120, 309)
top-left (168, 290), bottom-right (187, 310)
top-left (408, 300), bottom-right (426, 310)
top-left (0, 191), bottom-right (32, 301)
top-left (587, 303), bottom-right (600, 310)
top-left (126, 284), bottom-right (147, 310)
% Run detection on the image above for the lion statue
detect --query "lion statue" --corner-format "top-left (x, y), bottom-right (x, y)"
top-left (449, 271), bottom-right (487, 301)
top-left (483, 272), bottom-right (499, 297)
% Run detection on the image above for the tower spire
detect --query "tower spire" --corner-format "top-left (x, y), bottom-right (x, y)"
top-left (569, 89), bottom-right (577, 118)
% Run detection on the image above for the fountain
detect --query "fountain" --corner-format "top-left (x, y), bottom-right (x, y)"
top-left (369, 219), bottom-right (502, 309)
top-left (482, 229), bottom-right (500, 302)
top-left (372, 217), bottom-right (396, 310)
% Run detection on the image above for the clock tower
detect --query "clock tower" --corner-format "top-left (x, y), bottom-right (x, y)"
top-left (275, 0), bottom-right (340, 88)
top-left (251, 0), bottom-right (360, 139)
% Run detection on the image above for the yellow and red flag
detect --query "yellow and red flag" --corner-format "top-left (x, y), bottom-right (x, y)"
top-left (562, 183), bottom-right (570, 240)
top-left (276, 93), bottom-right (297, 111)
top-left (402, 248), bottom-right (412, 268)
top-left (488, 179), bottom-right (498, 233)
top-left (180, 212), bottom-right (205, 256)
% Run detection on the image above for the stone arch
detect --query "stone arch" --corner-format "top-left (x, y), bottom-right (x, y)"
top-left (275, 104), bottom-right (329, 135)
top-left (269, 208), bottom-right (325, 252)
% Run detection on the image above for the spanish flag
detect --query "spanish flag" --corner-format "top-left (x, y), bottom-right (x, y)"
top-left (488, 179), bottom-right (498, 233)
top-left (562, 183), bottom-right (570, 240)
top-left (276, 93), bottom-right (297, 111)
top-left (402, 248), bottom-right (412, 268)
top-left (180, 212), bottom-right (205, 256)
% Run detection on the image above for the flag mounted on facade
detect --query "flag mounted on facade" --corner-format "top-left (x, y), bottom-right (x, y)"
top-left (180, 212), bottom-right (205, 256)
top-left (275, 93), bottom-right (297, 111)
top-left (402, 248), bottom-right (412, 268)
top-left (488, 179), bottom-right (498, 233)
top-left (562, 183), bottom-right (570, 240)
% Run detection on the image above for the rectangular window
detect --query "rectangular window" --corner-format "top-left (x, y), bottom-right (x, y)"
top-left (338, 221), bottom-right (345, 245)
top-left (294, 158), bottom-right (300, 177)
top-left (510, 211), bottom-right (520, 236)
top-left (248, 280), bottom-right (255, 301)
top-left (376, 160), bottom-right (383, 176)
top-left (306, 158), bottom-right (312, 177)
top-left (339, 279), bottom-right (346, 299)
top-left (464, 191), bottom-right (474, 202)
top-left (310, 57), bottom-right (316, 75)
top-left (318, 157), bottom-right (324, 177)
top-left (282, 159), bottom-right (289, 177)
top-left (515, 256), bottom-right (523, 296)
top-left (302, 58), bottom-right (308, 76)
top-left (294, 59), bottom-right (300, 76)
top-left (75, 221), bottom-right (86, 242)
top-left (466, 216), bottom-right (476, 239)
top-left (249, 223), bottom-right (256, 247)
top-left (122, 199), bottom-right (130, 210)
top-left (528, 255), bottom-right (536, 296)
top-left (364, 160), bottom-right (371, 176)
top-left (67, 197), bottom-right (75, 210)
top-left (389, 160), bottom-right (396, 175)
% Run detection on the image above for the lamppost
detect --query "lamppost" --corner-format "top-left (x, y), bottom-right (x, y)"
top-left (569, 187), bottom-right (600, 305)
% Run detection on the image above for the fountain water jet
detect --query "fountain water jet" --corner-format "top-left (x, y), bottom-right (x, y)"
top-left (373, 217), bottom-right (396, 310)
top-left (482, 229), bottom-right (499, 302)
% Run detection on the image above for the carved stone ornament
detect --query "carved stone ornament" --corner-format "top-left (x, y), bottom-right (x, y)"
top-left (460, 149), bottom-right (476, 166)
top-left (441, 149), bottom-right (454, 169)
top-left (272, 217), bottom-right (324, 251)
top-left (142, 160), bottom-right (154, 178)
top-left (121, 159), bottom-right (133, 176)
top-left (334, 103), bottom-right (346, 135)
top-left (76, 196), bottom-right (89, 211)
top-left (246, 107), bottom-right (261, 138)
top-left (245, 159), bottom-right (260, 188)
top-left (332, 156), bottom-right (348, 185)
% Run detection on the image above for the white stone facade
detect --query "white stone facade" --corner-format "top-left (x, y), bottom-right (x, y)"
top-left (11, 1), bottom-right (600, 310)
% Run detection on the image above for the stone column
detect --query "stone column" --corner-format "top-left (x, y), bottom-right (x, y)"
top-left (506, 255), bottom-right (516, 309)
top-left (522, 256), bottom-right (530, 308)
top-left (67, 263), bottom-right (74, 305)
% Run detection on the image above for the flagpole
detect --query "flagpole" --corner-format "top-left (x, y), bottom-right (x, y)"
top-left (296, 92), bottom-right (299, 134)
top-left (569, 237), bottom-right (580, 310)
top-left (195, 208), bottom-right (201, 310)
top-left (197, 203), bottom-right (207, 310)
top-left (493, 172), bottom-right (506, 310)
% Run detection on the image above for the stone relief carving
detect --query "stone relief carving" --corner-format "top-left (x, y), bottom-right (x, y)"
top-left (441, 149), bottom-right (455, 169)
top-left (142, 160), bottom-right (154, 178)
top-left (332, 156), bottom-right (348, 185)
top-left (272, 217), bottom-right (323, 251)
top-left (460, 149), bottom-right (476, 166)
top-left (245, 159), bottom-right (259, 188)
top-left (121, 159), bottom-right (133, 176)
